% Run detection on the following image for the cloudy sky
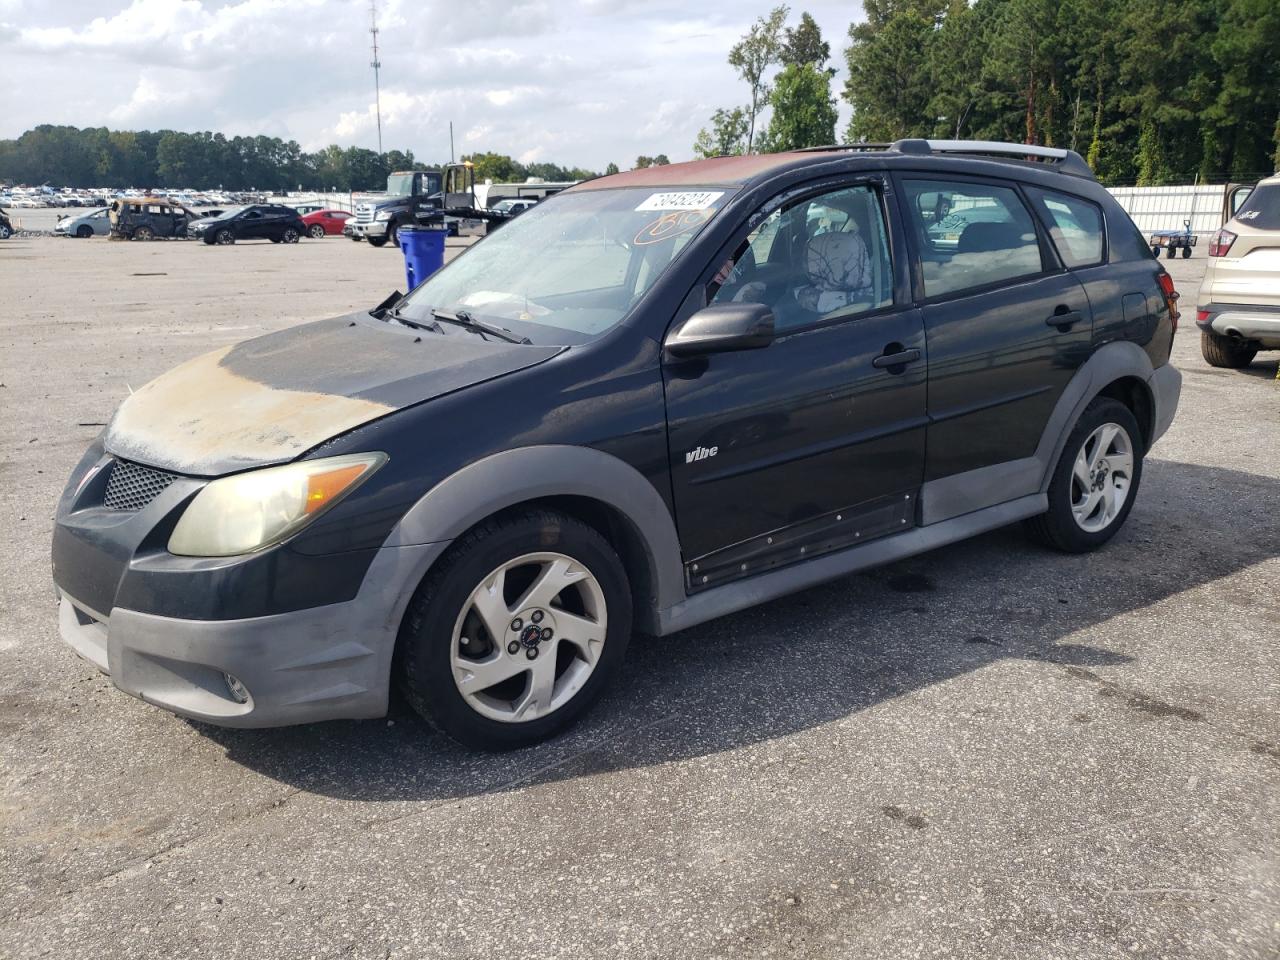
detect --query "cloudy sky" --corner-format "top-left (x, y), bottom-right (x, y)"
top-left (0, 0), bottom-right (864, 170)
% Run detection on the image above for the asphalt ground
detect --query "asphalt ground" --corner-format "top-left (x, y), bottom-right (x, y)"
top-left (1, 236), bottom-right (1277, 959)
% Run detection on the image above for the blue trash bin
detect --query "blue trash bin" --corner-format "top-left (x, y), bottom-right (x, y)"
top-left (399, 225), bottom-right (447, 291)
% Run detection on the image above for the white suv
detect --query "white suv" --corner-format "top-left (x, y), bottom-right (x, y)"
top-left (1197, 174), bottom-right (1280, 367)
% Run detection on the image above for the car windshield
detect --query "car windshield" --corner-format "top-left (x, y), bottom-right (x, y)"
top-left (387, 174), bottom-right (415, 197)
top-left (396, 187), bottom-right (733, 344)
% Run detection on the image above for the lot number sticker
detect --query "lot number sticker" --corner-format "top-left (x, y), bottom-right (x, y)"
top-left (635, 191), bottom-right (725, 212)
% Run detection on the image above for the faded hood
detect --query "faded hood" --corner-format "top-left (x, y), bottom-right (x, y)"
top-left (104, 314), bottom-right (563, 476)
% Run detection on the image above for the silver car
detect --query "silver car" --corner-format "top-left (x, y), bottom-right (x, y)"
top-left (55, 207), bottom-right (111, 239)
top-left (1197, 174), bottom-right (1280, 367)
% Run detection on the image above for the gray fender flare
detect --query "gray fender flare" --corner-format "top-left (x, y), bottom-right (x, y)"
top-left (383, 445), bottom-right (686, 631)
top-left (1034, 339), bottom-right (1161, 492)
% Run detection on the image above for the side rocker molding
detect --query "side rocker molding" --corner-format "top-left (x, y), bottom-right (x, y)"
top-left (918, 341), bottom-right (1162, 526)
top-left (383, 445), bottom-right (686, 633)
top-left (657, 494), bottom-right (1047, 636)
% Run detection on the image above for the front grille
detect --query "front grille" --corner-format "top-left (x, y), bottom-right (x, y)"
top-left (355, 204), bottom-right (375, 224)
top-left (103, 459), bottom-right (178, 512)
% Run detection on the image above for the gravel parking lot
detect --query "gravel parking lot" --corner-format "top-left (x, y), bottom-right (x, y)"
top-left (1, 236), bottom-right (1277, 959)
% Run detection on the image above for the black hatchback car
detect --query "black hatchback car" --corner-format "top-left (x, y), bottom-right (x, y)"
top-left (188, 204), bottom-right (306, 244)
top-left (53, 140), bottom-right (1181, 749)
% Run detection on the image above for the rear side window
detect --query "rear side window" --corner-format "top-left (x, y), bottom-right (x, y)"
top-left (1027, 188), bottom-right (1104, 267)
top-left (1234, 182), bottom-right (1280, 229)
top-left (901, 179), bottom-right (1044, 299)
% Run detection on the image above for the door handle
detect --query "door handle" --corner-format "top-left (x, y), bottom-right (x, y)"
top-left (872, 347), bottom-right (922, 370)
top-left (1046, 307), bottom-right (1083, 330)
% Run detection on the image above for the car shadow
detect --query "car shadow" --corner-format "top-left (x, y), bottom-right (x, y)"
top-left (197, 458), bottom-right (1279, 802)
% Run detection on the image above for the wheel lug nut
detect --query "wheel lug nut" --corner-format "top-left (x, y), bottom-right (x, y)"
top-left (530, 610), bottom-right (543, 624)
top-left (507, 641), bottom-right (521, 655)
top-left (540, 627), bottom-right (553, 641)
top-left (510, 618), bottom-right (522, 632)
top-left (525, 647), bottom-right (539, 660)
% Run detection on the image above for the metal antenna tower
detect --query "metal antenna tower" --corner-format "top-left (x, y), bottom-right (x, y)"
top-left (369, 0), bottom-right (383, 155)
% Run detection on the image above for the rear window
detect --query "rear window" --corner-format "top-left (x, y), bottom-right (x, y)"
top-left (1027, 188), bottom-right (1104, 268)
top-left (1234, 182), bottom-right (1280, 229)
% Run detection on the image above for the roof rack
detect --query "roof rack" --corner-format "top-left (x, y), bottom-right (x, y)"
top-left (794, 143), bottom-right (894, 154)
top-left (891, 139), bottom-right (1095, 179)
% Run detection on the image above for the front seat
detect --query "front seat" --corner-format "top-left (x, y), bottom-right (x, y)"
top-left (788, 231), bottom-right (873, 321)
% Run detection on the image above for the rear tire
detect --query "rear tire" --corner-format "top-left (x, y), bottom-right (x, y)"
top-left (282, 227), bottom-right (300, 243)
top-left (1164, 245), bottom-right (1176, 259)
top-left (398, 509), bottom-right (632, 750)
top-left (1025, 398), bottom-right (1143, 553)
top-left (132, 225), bottom-right (154, 241)
top-left (1200, 329), bottom-right (1258, 368)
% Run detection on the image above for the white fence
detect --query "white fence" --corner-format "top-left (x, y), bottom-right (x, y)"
top-left (1105, 184), bottom-right (1228, 236)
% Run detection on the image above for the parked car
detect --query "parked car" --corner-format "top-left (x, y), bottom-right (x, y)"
top-left (1196, 174), bottom-right (1280, 368)
top-left (51, 140), bottom-right (1181, 749)
top-left (292, 203), bottom-right (326, 215)
top-left (108, 198), bottom-right (195, 240)
top-left (300, 208), bottom-right (353, 238)
top-left (55, 208), bottom-right (111, 238)
top-left (187, 204), bottom-right (306, 244)
top-left (491, 198), bottom-right (538, 216)
top-left (0, 207), bottom-right (11, 239)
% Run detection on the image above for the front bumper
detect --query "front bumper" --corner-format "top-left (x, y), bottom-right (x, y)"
top-left (52, 444), bottom-right (449, 727)
top-left (58, 588), bottom-right (385, 727)
top-left (1196, 303), bottom-right (1280, 347)
top-left (348, 220), bottom-right (388, 239)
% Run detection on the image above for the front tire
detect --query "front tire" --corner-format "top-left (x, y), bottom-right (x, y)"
top-left (1181, 245), bottom-right (1192, 258)
top-left (308, 224), bottom-right (326, 239)
top-left (214, 229), bottom-right (235, 245)
top-left (76, 225), bottom-right (93, 238)
top-left (367, 236), bottom-right (388, 248)
top-left (1200, 329), bottom-right (1257, 368)
top-left (398, 510), bottom-right (632, 750)
top-left (1025, 398), bottom-right (1143, 553)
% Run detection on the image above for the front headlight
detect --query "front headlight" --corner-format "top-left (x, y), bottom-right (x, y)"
top-left (374, 209), bottom-right (393, 221)
top-left (168, 453), bottom-right (387, 557)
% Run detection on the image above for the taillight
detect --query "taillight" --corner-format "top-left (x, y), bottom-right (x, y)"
top-left (1208, 229), bottom-right (1236, 257)
top-left (1157, 270), bottom-right (1179, 332)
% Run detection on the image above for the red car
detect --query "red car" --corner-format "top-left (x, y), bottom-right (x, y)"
top-left (300, 209), bottom-right (353, 239)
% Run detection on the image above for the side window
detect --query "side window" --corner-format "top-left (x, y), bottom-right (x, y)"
top-left (711, 183), bottom-right (893, 331)
top-left (1028, 188), bottom-right (1104, 267)
top-left (902, 179), bottom-right (1044, 299)
top-left (147, 204), bottom-right (164, 215)
top-left (244, 209), bottom-right (262, 220)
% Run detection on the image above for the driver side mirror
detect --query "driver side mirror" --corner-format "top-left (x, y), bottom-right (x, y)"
top-left (665, 302), bottom-right (776, 359)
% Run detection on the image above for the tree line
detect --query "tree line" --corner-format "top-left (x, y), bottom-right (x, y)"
top-left (0, 126), bottom-right (613, 191)
top-left (698, 0), bottom-right (1280, 184)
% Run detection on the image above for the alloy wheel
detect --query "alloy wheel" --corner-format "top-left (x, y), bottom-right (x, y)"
top-left (450, 552), bottom-right (607, 724)
top-left (1070, 422), bottom-right (1134, 533)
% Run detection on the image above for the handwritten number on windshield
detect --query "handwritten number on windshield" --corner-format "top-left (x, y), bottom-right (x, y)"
top-left (633, 208), bottom-right (714, 246)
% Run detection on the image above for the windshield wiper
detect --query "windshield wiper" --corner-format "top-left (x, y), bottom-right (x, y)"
top-left (387, 306), bottom-right (443, 334)
top-left (431, 308), bottom-right (532, 345)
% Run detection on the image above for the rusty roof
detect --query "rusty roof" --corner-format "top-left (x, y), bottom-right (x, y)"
top-left (571, 153), bottom-right (819, 191)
